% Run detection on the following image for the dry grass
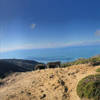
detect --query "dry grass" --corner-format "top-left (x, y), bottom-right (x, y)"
top-left (0, 64), bottom-right (100, 100)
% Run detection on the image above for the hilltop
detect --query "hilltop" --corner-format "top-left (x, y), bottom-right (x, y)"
top-left (0, 64), bottom-right (100, 100)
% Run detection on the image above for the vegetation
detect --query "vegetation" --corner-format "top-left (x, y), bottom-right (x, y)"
top-left (96, 68), bottom-right (100, 72)
top-left (0, 59), bottom-right (39, 79)
top-left (61, 55), bottom-right (100, 67)
top-left (77, 74), bottom-right (100, 100)
top-left (0, 59), bottom-right (39, 70)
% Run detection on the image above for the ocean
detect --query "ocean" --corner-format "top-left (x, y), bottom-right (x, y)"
top-left (1, 45), bottom-right (100, 63)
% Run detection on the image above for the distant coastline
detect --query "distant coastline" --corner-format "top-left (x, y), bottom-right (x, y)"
top-left (0, 45), bottom-right (100, 63)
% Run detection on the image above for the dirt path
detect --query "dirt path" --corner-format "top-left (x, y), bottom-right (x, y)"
top-left (0, 64), bottom-right (100, 100)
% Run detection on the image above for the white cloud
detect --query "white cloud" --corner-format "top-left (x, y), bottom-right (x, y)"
top-left (0, 43), bottom-right (62, 53)
top-left (0, 43), bottom-right (71, 53)
top-left (0, 40), bottom-right (100, 53)
top-left (31, 24), bottom-right (36, 29)
top-left (95, 30), bottom-right (100, 36)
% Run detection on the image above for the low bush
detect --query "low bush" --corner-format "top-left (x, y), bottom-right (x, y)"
top-left (61, 58), bottom-right (89, 67)
top-left (96, 68), bottom-right (100, 72)
top-left (61, 55), bottom-right (100, 67)
top-left (77, 74), bottom-right (100, 100)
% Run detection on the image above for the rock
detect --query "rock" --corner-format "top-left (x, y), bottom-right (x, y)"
top-left (40, 94), bottom-right (46, 99)
top-left (49, 74), bottom-right (54, 78)
top-left (34, 64), bottom-right (47, 70)
top-left (47, 61), bottom-right (61, 68)
top-left (58, 79), bottom-right (65, 86)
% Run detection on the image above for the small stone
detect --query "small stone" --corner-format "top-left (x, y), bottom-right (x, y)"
top-left (40, 94), bottom-right (46, 99)
top-left (58, 80), bottom-right (65, 86)
top-left (49, 74), bottom-right (54, 78)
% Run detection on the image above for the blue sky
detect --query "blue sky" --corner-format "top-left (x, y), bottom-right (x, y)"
top-left (0, 0), bottom-right (100, 52)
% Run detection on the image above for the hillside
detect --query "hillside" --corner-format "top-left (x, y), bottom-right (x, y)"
top-left (0, 64), bottom-right (100, 100)
top-left (0, 59), bottom-right (39, 78)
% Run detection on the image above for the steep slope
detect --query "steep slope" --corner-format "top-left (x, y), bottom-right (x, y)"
top-left (0, 59), bottom-right (39, 78)
top-left (0, 64), bottom-right (100, 100)
top-left (0, 59), bottom-right (39, 70)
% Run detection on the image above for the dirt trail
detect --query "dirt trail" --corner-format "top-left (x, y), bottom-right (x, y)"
top-left (0, 64), bottom-right (100, 100)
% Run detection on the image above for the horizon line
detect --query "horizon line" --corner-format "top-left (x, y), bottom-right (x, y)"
top-left (0, 40), bottom-right (100, 53)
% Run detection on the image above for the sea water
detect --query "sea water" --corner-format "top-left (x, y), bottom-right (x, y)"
top-left (0, 45), bottom-right (100, 63)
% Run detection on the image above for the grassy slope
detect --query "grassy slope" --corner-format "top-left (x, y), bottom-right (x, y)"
top-left (62, 55), bottom-right (100, 67)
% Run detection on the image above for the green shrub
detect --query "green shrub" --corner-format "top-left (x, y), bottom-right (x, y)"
top-left (61, 58), bottom-right (89, 67)
top-left (61, 55), bottom-right (100, 67)
top-left (96, 68), bottom-right (100, 72)
top-left (90, 56), bottom-right (100, 63)
top-left (77, 74), bottom-right (100, 100)
top-left (73, 58), bottom-right (89, 65)
top-left (61, 62), bottom-right (73, 67)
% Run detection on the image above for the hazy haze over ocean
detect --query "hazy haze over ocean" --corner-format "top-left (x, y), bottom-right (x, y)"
top-left (0, 45), bottom-right (100, 63)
